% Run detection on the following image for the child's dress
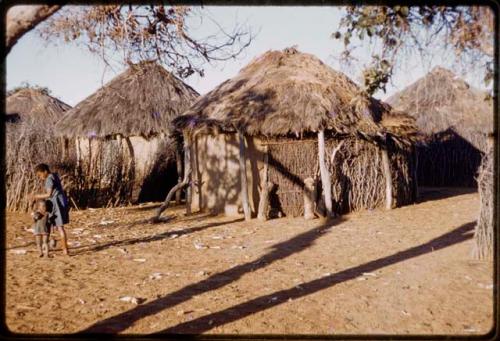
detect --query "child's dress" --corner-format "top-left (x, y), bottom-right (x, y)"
top-left (33, 213), bottom-right (50, 236)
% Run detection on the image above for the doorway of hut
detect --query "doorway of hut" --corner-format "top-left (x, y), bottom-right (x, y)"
top-left (137, 158), bottom-right (181, 204)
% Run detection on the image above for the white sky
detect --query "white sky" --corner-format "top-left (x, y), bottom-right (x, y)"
top-left (6, 6), bottom-right (489, 106)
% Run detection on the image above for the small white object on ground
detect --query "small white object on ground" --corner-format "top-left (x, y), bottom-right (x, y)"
top-left (119, 296), bottom-right (143, 305)
top-left (170, 234), bottom-right (179, 239)
top-left (194, 242), bottom-right (207, 250)
top-left (99, 220), bottom-right (115, 225)
top-left (362, 272), bottom-right (377, 277)
top-left (10, 249), bottom-right (27, 255)
top-left (149, 272), bottom-right (163, 280)
top-left (133, 258), bottom-right (147, 262)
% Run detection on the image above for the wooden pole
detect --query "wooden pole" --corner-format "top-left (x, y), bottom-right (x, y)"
top-left (238, 130), bottom-right (251, 221)
top-left (381, 147), bottom-right (393, 210)
top-left (303, 177), bottom-right (316, 220)
top-left (257, 147), bottom-right (272, 221)
top-left (185, 142), bottom-right (192, 216)
top-left (318, 129), bottom-right (333, 217)
top-left (153, 132), bottom-right (192, 221)
top-left (175, 145), bottom-right (183, 205)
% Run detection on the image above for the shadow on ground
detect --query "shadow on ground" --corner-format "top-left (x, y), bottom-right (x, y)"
top-left (80, 219), bottom-right (474, 334)
top-left (80, 217), bottom-right (346, 333)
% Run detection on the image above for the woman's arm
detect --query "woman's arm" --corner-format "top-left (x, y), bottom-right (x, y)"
top-left (30, 188), bottom-right (53, 201)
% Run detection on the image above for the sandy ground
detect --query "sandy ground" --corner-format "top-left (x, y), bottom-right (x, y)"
top-left (4, 187), bottom-right (493, 335)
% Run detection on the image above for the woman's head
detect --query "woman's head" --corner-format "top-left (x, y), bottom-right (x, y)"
top-left (34, 163), bottom-right (50, 180)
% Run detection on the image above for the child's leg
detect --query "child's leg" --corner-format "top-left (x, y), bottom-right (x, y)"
top-left (42, 235), bottom-right (50, 257)
top-left (35, 235), bottom-right (43, 257)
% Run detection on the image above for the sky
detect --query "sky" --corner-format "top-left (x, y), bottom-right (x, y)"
top-left (6, 6), bottom-right (490, 107)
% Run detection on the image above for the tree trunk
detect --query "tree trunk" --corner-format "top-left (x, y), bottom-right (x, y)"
top-left (238, 131), bottom-right (251, 221)
top-left (381, 147), bottom-right (393, 210)
top-left (413, 146), bottom-right (419, 201)
top-left (175, 146), bottom-right (183, 205)
top-left (304, 177), bottom-right (316, 220)
top-left (318, 130), bottom-right (333, 217)
top-left (5, 5), bottom-right (60, 55)
top-left (153, 134), bottom-right (191, 221)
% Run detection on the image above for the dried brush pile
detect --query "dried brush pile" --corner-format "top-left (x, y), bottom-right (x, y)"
top-left (5, 88), bottom-right (74, 211)
top-left (472, 142), bottom-right (494, 260)
top-left (387, 67), bottom-right (493, 187)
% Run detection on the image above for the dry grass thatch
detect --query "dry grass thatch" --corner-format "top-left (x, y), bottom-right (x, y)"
top-left (5, 88), bottom-right (73, 211)
top-left (174, 47), bottom-right (418, 147)
top-left (6, 88), bottom-right (71, 125)
top-left (55, 61), bottom-right (199, 139)
top-left (387, 66), bottom-right (493, 152)
top-left (387, 67), bottom-right (493, 187)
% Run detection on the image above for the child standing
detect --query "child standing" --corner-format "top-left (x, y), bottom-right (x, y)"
top-left (31, 199), bottom-right (52, 258)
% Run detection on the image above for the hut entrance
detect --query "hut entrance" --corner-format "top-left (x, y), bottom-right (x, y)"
top-left (138, 158), bottom-right (179, 203)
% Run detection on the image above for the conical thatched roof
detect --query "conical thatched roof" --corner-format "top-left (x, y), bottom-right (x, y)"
top-left (6, 88), bottom-right (71, 126)
top-left (56, 61), bottom-right (199, 139)
top-left (387, 67), bottom-right (493, 151)
top-left (174, 48), bottom-right (418, 145)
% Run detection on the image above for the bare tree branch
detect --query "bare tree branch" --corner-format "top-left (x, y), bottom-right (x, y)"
top-left (5, 5), bottom-right (61, 54)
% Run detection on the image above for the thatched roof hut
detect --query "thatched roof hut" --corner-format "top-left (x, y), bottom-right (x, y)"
top-left (6, 87), bottom-right (71, 125)
top-left (387, 67), bottom-right (493, 187)
top-left (54, 61), bottom-right (199, 207)
top-left (56, 61), bottom-right (199, 139)
top-left (5, 88), bottom-right (72, 211)
top-left (164, 48), bottom-right (418, 220)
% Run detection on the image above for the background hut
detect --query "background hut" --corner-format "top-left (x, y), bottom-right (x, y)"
top-left (387, 67), bottom-right (493, 187)
top-left (5, 87), bottom-right (73, 211)
top-left (55, 61), bottom-right (199, 207)
top-left (171, 48), bottom-right (419, 220)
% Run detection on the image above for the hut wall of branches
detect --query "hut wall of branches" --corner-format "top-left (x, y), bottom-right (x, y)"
top-left (387, 67), bottom-right (493, 188)
top-left (74, 134), bottom-right (177, 207)
top-left (55, 61), bottom-right (199, 207)
top-left (189, 132), bottom-right (415, 217)
top-left (5, 88), bottom-right (75, 212)
top-left (173, 48), bottom-right (419, 219)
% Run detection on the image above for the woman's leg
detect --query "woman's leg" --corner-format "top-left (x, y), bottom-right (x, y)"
top-left (56, 226), bottom-right (69, 255)
top-left (35, 235), bottom-right (43, 257)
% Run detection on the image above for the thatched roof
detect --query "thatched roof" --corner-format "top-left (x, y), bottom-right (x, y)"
top-left (6, 88), bottom-right (71, 126)
top-left (55, 61), bottom-right (199, 139)
top-left (174, 48), bottom-right (418, 146)
top-left (387, 66), bottom-right (493, 151)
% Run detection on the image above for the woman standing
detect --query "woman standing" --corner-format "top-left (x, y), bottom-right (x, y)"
top-left (29, 163), bottom-right (70, 255)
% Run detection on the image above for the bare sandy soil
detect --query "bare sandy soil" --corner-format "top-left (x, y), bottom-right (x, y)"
top-left (4, 187), bottom-right (493, 335)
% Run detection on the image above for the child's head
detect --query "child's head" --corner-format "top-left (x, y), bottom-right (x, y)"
top-left (34, 163), bottom-right (50, 180)
top-left (35, 199), bottom-right (52, 214)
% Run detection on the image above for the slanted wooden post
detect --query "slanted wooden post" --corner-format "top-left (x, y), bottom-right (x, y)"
top-left (153, 132), bottom-right (192, 221)
top-left (304, 177), bottom-right (316, 220)
top-left (318, 129), bottom-right (333, 217)
top-left (257, 148), bottom-right (272, 221)
top-left (238, 130), bottom-right (251, 221)
top-left (185, 141), bottom-right (192, 216)
top-left (175, 145), bottom-right (183, 205)
top-left (381, 147), bottom-right (393, 210)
